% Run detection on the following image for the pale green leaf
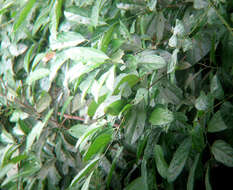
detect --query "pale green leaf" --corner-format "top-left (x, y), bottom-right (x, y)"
top-left (50, 31), bottom-right (86, 50)
top-left (26, 68), bottom-right (50, 85)
top-left (35, 92), bottom-right (52, 113)
top-left (68, 124), bottom-right (88, 138)
top-left (59, 96), bottom-right (73, 120)
top-left (91, 0), bottom-right (101, 27)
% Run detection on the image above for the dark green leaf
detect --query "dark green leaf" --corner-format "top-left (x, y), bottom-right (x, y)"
top-left (208, 111), bottom-right (228, 132)
top-left (211, 140), bottom-right (233, 167)
top-left (167, 138), bottom-right (191, 182)
top-left (187, 154), bottom-right (200, 190)
top-left (70, 157), bottom-right (100, 186)
top-left (154, 144), bottom-right (168, 179)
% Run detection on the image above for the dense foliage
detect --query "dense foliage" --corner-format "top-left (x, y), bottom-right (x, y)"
top-left (0, 0), bottom-right (233, 189)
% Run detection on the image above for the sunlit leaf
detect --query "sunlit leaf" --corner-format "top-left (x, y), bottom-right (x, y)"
top-left (149, 106), bottom-right (173, 125)
top-left (26, 68), bottom-right (50, 85)
top-left (13, 0), bottom-right (36, 32)
top-left (50, 31), bottom-right (86, 50)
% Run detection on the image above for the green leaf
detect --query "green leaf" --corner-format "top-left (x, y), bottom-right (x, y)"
top-left (149, 106), bottom-right (174, 125)
top-left (50, 0), bottom-right (63, 37)
top-left (50, 31), bottom-right (86, 50)
top-left (68, 124), bottom-right (88, 138)
top-left (75, 123), bottom-right (104, 149)
top-left (134, 88), bottom-right (148, 105)
top-left (26, 68), bottom-right (50, 85)
top-left (104, 98), bottom-right (127, 116)
top-left (65, 47), bottom-right (109, 63)
top-left (191, 122), bottom-right (205, 152)
top-left (194, 0), bottom-right (208, 9)
top-left (211, 140), bottom-right (233, 167)
top-left (113, 73), bottom-right (139, 95)
top-left (210, 75), bottom-right (224, 100)
top-left (124, 177), bottom-right (146, 190)
top-left (205, 164), bottom-right (212, 190)
top-left (100, 24), bottom-right (116, 52)
top-left (35, 92), bottom-right (52, 113)
top-left (147, 0), bottom-right (157, 11)
top-left (154, 144), bottom-right (168, 179)
top-left (59, 96), bottom-right (73, 120)
top-left (32, 7), bottom-right (50, 35)
top-left (106, 147), bottom-right (123, 187)
top-left (195, 91), bottom-right (210, 111)
top-left (18, 120), bottom-right (30, 135)
top-left (26, 110), bottom-right (53, 152)
top-left (91, 0), bottom-right (101, 27)
top-left (208, 111), bottom-right (228, 132)
top-left (81, 171), bottom-right (94, 190)
top-left (26, 122), bottom-right (43, 152)
top-left (137, 50), bottom-right (167, 70)
top-left (0, 1), bottom-right (14, 15)
top-left (167, 138), bottom-right (191, 182)
top-left (0, 164), bottom-right (14, 178)
top-left (84, 131), bottom-right (112, 161)
top-left (87, 95), bottom-right (107, 117)
top-left (167, 49), bottom-right (179, 73)
top-left (13, 0), bottom-right (36, 32)
top-left (49, 51), bottom-right (68, 82)
top-left (187, 154), bottom-right (200, 190)
top-left (70, 157), bottom-right (100, 186)
top-left (24, 44), bottom-right (35, 73)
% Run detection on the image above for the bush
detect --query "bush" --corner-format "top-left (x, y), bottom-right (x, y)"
top-left (0, 0), bottom-right (233, 189)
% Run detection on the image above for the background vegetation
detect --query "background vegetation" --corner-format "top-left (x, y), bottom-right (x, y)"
top-left (0, 0), bottom-right (233, 189)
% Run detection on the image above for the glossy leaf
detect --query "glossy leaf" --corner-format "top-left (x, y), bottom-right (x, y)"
top-left (205, 164), bottom-right (212, 190)
top-left (154, 144), bottom-right (168, 179)
top-left (113, 73), bottom-right (139, 95)
top-left (210, 75), bottom-right (224, 100)
top-left (84, 131), bottom-right (112, 161)
top-left (70, 157), bottom-right (100, 186)
top-left (208, 111), bottom-right (228, 132)
top-left (149, 106), bottom-right (174, 125)
top-left (211, 140), bottom-right (233, 167)
top-left (167, 138), bottom-right (191, 182)
top-left (68, 124), bottom-right (88, 138)
top-left (187, 154), bottom-right (200, 190)
top-left (50, 31), bottom-right (86, 50)
top-left (26, 69), bottom-right (50, 85)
